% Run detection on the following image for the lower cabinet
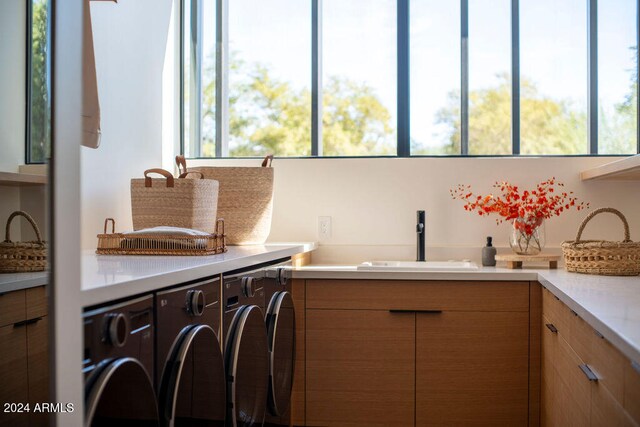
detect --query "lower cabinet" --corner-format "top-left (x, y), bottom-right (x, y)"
top-left (299, 280), bottom-right (535, 427)
top-left (416, 311), bottom-right (529, 426)
top-left (0, 286), bottom-right (49, 427)
top-left (541, 287), bottom-right (639, 427)
top-left (306, 309), bottom-right (415, 426)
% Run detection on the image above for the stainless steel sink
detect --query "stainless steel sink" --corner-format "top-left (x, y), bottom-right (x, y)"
top-left (357, 260), bottom-right (478, 271)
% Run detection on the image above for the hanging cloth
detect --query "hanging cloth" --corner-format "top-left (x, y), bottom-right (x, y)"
top-left (82, 0), bottom-right (116, 148)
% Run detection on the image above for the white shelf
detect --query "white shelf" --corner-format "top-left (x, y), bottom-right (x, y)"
top-left (0, 171), bottom-right (47, 186)
top-left (581, 155), bottom-right (640, 181)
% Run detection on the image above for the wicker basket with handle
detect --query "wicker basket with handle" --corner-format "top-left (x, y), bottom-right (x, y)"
top-left (181, 155), bottom-right (274, 245)
top-left (131, 168), bottom-right (219, 233)
top-left (561, 207), bottom-right (640, 276)
top-left (0, 211), bottom-right (47, 273)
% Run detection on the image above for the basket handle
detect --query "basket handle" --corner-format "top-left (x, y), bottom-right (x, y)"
top-left (575, 207), bottom-right (631, 243)
top-left (5, 211), bottom-right (43, 244)
top-left (178, 171), bottom-right (204, 179)
top-left (175, 155), bottom-right (188, 176)
top-left (261, 154), bottom-right (274, 168)
top-left (103, 218), bottom-right (116, 234)
top-left (144, 169), bottom-right (175, 188)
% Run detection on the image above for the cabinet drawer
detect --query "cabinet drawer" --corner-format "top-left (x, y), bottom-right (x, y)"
top-left (542, 287), bottom-right (572, 337)
top-left (625, 361), bottom-right (640, 424)
top-left (26, 286), bottom-right (47, 319)
top-left (306, 280), bottom-right (529, 312)
top-left (0, 289), bottom-right (26, 327)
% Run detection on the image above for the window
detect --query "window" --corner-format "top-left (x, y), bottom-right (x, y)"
top-left (182, 0), bottom-right (640, 157)
top-left (27, 0), bottom-right (51, 164)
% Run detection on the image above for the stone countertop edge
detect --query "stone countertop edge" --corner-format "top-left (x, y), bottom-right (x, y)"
top-left (80, 243), bottom-right (316, 308)
top-left (0, 272), bottom-right (48, 294)
top-left (292, 265), bottom-right (640, 365)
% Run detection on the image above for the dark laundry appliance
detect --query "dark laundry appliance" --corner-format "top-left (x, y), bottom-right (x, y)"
top-left (222, 266), bottom-right (269, 427)
top-left (155, 278), bottom-right (227, 427)
top-left (83, 295), bottom-right (158, 427)
top-left (263, 263), bottom-right (296, 427)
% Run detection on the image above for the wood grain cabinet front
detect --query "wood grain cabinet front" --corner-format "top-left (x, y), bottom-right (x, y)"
top-left (541, 287), bottom-right (640, 427)
top-left (0, 286), bottom-right (49, 427)
top-left (298, 280), bottom-right (533, 427)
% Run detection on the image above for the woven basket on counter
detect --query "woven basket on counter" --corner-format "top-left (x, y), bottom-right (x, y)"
top-left (180, 155), bottom-right (274, 245)
top-left (131, 168), bottom-right (219, 233)
top-left (97, 218), bottom-right (226, 256)
top-left (561, 207), bottom-right (640, 276)
top-left (0, 211), bottom-right (47, 273)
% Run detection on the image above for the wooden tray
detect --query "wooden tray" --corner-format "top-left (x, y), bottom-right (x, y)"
top-left (96, 218), bottom-right (226, 256)
top-left (495, 254), bottom-right (560, 269)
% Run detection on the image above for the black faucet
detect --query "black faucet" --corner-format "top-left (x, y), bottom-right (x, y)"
top-left (416, 210), bottom-right (426, 262)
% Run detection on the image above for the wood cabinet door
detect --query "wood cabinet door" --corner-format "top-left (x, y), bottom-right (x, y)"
top-left (306, 309), bottom-right (415, 427)
top-left (0, 324), bottom-right (29, 427)
top-left (28, 317), bottom-right (49, 426)
top-left (416, 311), bottom-right (529, 426)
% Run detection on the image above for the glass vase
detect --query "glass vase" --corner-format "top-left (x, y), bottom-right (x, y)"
top-left (509, 217), bottom-right (546, 255)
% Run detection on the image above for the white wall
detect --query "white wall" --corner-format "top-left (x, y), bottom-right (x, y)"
top-left (81, 0), bottom-right (173, 248)
top-left (0, 0), bottom-right (27, 172)
top-left (189, 156), bottom-right (640, 263)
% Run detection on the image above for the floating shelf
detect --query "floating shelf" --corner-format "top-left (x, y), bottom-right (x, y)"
top-left (580, 155), bottom-right (640, 181)
top-left (0, 171), bottom-right (47, 186)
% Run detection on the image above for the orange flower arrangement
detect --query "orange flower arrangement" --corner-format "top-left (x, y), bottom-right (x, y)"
top-left (450, 178), bottom-right (589, 237)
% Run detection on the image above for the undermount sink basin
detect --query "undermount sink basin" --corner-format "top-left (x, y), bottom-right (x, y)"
top-left (357, 260), bottom-right (478, 272)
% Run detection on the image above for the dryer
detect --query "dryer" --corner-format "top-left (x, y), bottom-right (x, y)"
top-left (83, 295), bottom-right (158, 427)
top-left (263, 263), bottom-right (295, 427)
top-left (223, 267), bottom-right (269, 427)
top-left (156, 278), bottom-right (226, 427)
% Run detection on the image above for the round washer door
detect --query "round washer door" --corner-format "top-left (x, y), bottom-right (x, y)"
top-left (158, 324), bottom-right (226, 427)
top-left (225, 305), bottom-right (269, 427)
top-left (85, 357), bottom-right (158, 427)
top-left (265, 291), bottom-right (295, 416)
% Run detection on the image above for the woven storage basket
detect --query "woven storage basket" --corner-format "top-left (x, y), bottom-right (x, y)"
top-left (131, 168), bottom-right (219, 233)
top-left (561, 207), bottom-right (640, 276)
top-left (0, 211), bottom-right (47, 273)
top-left (183, 155), bottom-right (274, 245)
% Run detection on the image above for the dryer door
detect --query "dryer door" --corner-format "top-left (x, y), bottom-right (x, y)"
top-left (85, 357), bottom-right (158, 427)
top-left (265, 291), bottom-right (295, 416)
top-left (158, 324), bottom-right (226, 427)
top-left (225, 305), bottom-right (269, 427)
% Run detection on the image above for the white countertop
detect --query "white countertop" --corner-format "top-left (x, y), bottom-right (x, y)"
top-left (81, 243), bottom-right (316, 307)
top-left (0, 271), bottom-right (48, 294)
top-left (292, 265), bottom-right (640, 364)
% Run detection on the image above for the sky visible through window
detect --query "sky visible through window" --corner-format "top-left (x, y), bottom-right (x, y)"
top-left (193, 0), bottom-right (637, 157)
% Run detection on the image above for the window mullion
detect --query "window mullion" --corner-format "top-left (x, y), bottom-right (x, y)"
top-left (461, 0), bottom-right (469, 155)
top-left (397, 0), bottom-right (410, 157)
top-left (312, 0), bottom-right (323, 157)
top-left (216, 0), bottom-right (229, 157)
top-left (511, 0), bottom-right (520, 155)
top-left (588, 0), bottom-right (598, 154)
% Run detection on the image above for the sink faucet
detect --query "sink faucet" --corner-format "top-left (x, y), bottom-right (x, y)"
top-left (416, 210), bottom-right (426, 262)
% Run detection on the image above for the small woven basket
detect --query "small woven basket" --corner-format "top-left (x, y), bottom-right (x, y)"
top-left (561, 207), bottom-right (640, 276)
top-left (0, 211), bottom-right (47, 273)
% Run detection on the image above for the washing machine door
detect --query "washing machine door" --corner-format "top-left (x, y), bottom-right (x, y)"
top-left (265, 291), bottom-right (295, 416)
top-left (85, 357), bottom-right (159, 427)
top-left (225, 305), bottom-right (269, 427)
top-left (158, 324), bottom-right (226, 427)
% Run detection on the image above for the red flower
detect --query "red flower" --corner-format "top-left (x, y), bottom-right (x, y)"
top-left (450, 179), bottom-right (589, 235)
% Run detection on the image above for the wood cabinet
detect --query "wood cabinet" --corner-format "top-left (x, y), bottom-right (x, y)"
top-left (416, 311), bottom-right (529, 426)
top-left (541, 287), bottom-right (639, 427)
top-left (0, 286), bottom-right (49, 427)
top-left (297, 280), bottom-right (535, 427)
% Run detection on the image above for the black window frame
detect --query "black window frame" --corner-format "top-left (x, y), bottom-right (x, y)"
top-left (25, 0), bottom-right (52, 165)
top-left (181, 0), bottom-right (640, 159)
